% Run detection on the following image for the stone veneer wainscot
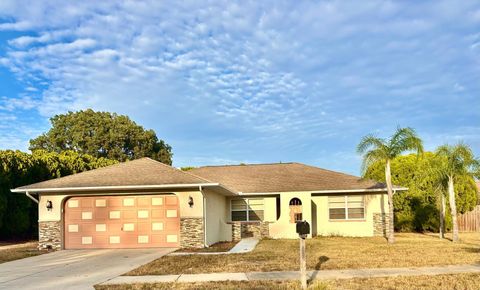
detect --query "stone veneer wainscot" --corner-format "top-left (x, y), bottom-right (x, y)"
top-left (39, 221), bottom-right (62, 250)
top-left (180, 217), bottom-right (204, 248)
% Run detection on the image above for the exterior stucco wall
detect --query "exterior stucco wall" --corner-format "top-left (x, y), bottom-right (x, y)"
top-left (263, 197), bottom-right (277, 222)
top-left (204, 189), bottom-right (232, 245)
top-left (268, 192), bottom-right (313, 239)
top-left (39, 194), bottom-right (66, 222)
top-left (312, 193), bottom-right (388, 237)
top-left (176, 191), bottom-right (204, 218)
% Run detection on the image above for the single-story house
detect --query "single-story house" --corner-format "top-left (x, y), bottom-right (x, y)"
top-left (12, 158), bottom-right (405, 250)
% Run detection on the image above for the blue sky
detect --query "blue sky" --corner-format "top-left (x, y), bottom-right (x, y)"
top-left (0, 1), bottom-right (479, 175)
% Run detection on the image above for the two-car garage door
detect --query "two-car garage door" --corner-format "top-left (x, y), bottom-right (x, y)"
top-left (64, 194), bottom-right (180, 249)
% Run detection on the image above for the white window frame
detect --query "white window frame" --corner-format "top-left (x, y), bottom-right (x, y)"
top-left (230, 198), bottom-right (264, 222)
top-left (328, 195), bottom-right (365, 220)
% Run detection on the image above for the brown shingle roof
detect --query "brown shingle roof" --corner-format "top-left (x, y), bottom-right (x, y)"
top-left (15, 158), bottom-right (211, 191)
top-left (189, 162), bottom-right (386, 193)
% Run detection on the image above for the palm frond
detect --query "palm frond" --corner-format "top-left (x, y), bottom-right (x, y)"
top-left (360, 149), bottom-right (386, 175)
top-left (472, 158), bottom-right (480, 179)
top-left (390, 127), bottom-right (423, 158)
top-left (356, 134), bottom-right (386, 154)
top-left (435, 142), bottom-right (478, 178)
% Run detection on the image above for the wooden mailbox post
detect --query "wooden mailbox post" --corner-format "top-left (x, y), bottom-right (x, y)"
top-left (296, 220), bottom-right (310, 290)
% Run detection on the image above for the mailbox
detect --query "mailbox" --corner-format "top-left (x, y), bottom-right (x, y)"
top-left (296, 220), bottom-right (310, 237)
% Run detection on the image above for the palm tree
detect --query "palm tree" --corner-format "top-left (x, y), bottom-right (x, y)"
top-left (439, 192), bottom-right (446, 239)
top-left (434, 143), bottom-right (480, 242)
top-left (424, 156), bottom-right (448, 239)
top-left (357, 127), bottom-right (423, 244)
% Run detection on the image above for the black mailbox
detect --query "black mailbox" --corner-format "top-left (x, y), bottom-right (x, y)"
top-left (296, 220), bottom-right (310, 237)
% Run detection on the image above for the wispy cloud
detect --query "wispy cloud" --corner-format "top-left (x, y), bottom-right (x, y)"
top-left (0, 0), bottom-right (479, 174)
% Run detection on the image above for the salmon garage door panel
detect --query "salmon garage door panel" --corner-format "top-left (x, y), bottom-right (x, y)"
top-left (64, 195), bottom-right (180, 249)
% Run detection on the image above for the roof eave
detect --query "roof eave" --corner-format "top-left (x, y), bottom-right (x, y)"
top-left (238, 187), bottom-right (408, 195)
top-left (11, 183), bottom-right (239, 196)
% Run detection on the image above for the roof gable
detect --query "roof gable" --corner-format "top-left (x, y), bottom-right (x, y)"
top-left (189, 162), bottom-right (385, 193)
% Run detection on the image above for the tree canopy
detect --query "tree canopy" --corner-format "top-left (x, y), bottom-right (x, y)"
top-left (364, 152), bottom-right (478, 232)
top-left (0, 150), bottom-right (116, 239)
top-left (29, 109), bottom-right (173, 164)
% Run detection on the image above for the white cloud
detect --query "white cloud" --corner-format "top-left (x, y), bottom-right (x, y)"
top-left (0, 96), bottom-right (39, 111)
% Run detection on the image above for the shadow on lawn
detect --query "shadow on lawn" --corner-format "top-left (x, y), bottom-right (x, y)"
top-left (419, 232), bottom-right (453, 242)
top-left (463, 247), bottom-right (480, 253)
top-left (314, 255), bottom-right (330, 270)
top-left (308, 256), bottom-right (329, 286)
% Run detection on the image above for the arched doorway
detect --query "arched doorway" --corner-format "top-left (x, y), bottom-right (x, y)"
top-left (289, 198), bottom-right (303, 223)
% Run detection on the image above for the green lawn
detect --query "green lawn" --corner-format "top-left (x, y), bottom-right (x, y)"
top-left (127, 232), bottom-right (480, 275)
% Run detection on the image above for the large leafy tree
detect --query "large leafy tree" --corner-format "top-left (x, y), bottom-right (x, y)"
top-left (30, 109), bottom-right (173, 164)
top-left (357, 127), bottom-right (423, 243)
top-left (365, 153), bottom-right (477, 233)
top-left (434, 143), bottom-right (480, 242)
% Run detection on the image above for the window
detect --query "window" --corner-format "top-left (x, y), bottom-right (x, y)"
top-left (328, 195), bottom-right (365, 220)
top-left (231, 198), bottom-right (264, 221)
top-left (289, 197), bottom-right (303, 223)
top-left (289, 198), bottom-right (302, 206)
top-left (294, 213), bottom-right (303, 222)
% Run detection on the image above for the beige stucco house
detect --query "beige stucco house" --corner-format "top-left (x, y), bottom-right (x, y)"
top-left (12, 158), bottom-right (403, 250)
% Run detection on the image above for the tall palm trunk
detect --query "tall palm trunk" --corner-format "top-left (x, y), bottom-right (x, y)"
top-left (439, 193), bottom-right (445, 239)
top-left (385, 159), bottom-right (395, 244)
top-left (448, 175), bottom-right (459, 242)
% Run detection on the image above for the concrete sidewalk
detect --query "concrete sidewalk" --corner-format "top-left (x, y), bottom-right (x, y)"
top-left (229, 237), bottom-right (259, 253)
top-left (101, 263), bottom-right (480, 285)
top-left (169, 238), bottom-right (259, 256)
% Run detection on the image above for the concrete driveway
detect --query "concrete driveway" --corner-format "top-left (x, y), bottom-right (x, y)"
top-left (0, 248), bottom-right (175, 290)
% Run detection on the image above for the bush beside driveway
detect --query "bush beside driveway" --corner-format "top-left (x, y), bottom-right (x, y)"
top-left (127, 233), bottom-right (480, 275)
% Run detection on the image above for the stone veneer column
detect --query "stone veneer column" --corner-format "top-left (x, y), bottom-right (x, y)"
top-left (373, 213), bottom-right (391, 237)
top-left (230, 221), bottom-right (270, 240)
top-left (180, 217), bottom-right (204, 248)
top-left (231, 222), bottom-right (242, 241)
top-left (38, 221), bottom-right (62, 250)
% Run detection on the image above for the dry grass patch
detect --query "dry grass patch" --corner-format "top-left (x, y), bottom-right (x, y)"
top-left (0, 242), bottom-right (45, 263)
top-left (95, 280), bottom-right (306, 290)
top-left (95, 273), bottom-right (480, 289)
top-left (127, 233), bottom-right (480, 275)
top-left (325, 273), bottom-right (480, 290)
